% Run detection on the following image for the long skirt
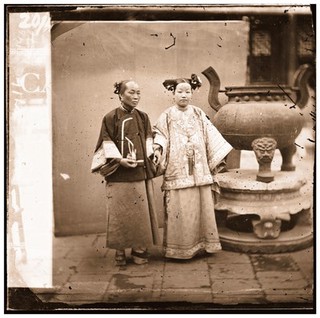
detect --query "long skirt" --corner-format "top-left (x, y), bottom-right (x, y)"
top-left (106, 180), bottom-right (160, 250)
top-left (163, 185), bottom-right (221, 259)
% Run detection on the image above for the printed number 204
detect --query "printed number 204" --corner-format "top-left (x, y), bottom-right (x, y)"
top-left (19, 13), bottom-right (49, 35)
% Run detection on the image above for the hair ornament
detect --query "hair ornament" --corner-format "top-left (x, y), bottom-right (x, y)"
top-left (190, 74), bottom-right (202, 90)
top-left (162, 79), bottom-right (177, 92)
top-left (113, 82), bottom-right (122, 95)
top-left (163, 74), bottom-right (202, 91)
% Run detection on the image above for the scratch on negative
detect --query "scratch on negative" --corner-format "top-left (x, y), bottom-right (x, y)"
top-left (277, 84), bottom-right (296, 106)
top-left (165, 33), bottom-right (176, 50)
top-left (60, 173), bottom-right (70, 180)
top-left (294, 142), bottom-right (304, 149)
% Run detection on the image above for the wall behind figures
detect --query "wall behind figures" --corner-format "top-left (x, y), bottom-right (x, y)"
top-left (52, 21), bottom-right (249, 236)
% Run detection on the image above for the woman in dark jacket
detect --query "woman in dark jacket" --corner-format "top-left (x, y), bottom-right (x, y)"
top-left (92, 80), bottom-right (159, 267)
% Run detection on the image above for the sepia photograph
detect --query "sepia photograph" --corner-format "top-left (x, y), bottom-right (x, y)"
top-left (6, 3), bottom-right (316, 313)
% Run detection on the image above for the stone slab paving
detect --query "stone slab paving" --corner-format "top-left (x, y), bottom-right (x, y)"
top-left (102, 271), bottom-right (163, 303)
top-left (289, 247), bottom-right (314, 284)
top-left (250, 252), bottom-right (313, 305)
top-left (76, 256), bottom-right (114, 274)
top-left (51, 281), bottom-right (109, 305)
top-left (165, 256), bottom-right (209, 272)
top-left (68, 273), bottom-right (113, 283)
top-left (255, 271), bottom-right (309, 289)
top-left (102, 289), bottom-right (156, 303)
top-left (52, 257), bottom-right (82, 287)
top-left (210, 278), bottom-right (262, 295)
top-left (29, 233), bottom-right (314, 310)
top-left (64, 243), bottom-right (107, 260)
top-left (163, 270), bottom-right (211, 289)
top-left (207, 251), bottom-right (252, 264)
top-left (159, 288), bottom-right (213, 303)
top-left (108, 272), bottom-right (155, 291)
top-left (208, 263), bottom-right (256, 279)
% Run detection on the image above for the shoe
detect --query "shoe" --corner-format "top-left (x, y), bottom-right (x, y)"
top-left (115, 250), bottom-right (126, 266)
top-left (131, 249), bottom-right (149, 265)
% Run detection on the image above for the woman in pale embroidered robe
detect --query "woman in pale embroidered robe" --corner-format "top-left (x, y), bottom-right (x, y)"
top-left (92, 80), bottom-right (159, 266)
top-left (153, 74), bottom-right (233, 260)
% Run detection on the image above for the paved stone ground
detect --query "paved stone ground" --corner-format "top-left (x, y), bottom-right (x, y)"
top-left (29, 231), bottom-right (314, 311)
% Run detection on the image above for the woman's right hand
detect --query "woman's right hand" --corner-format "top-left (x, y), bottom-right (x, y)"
top-left (119, 158), bottom-right (138, 168)
top-left (153, 149), bottom-right (162, 166)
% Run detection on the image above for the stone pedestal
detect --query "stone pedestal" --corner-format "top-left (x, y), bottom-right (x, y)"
top-left (215, 169), bottom-right (313, 253)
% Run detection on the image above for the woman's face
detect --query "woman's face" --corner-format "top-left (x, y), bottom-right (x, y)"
top-left (174, 82), bottom-right (192, 108)
top-left (120, 81), bottom-right (141, 109)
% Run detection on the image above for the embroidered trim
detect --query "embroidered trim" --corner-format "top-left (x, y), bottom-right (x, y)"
top-left (102, 140), bottom-right (122, 159)
top-left (164, 242), bottom-right (222, 259)
top-left (162, 174), bottom-right (213, 191)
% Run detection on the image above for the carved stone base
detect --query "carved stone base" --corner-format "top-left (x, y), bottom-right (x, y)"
top-left (217, 222), bottom-right (313, 254)
top-left (252, 218), bottom-right (282, 239)
top-left (215, 169), bottom-right (313, 253)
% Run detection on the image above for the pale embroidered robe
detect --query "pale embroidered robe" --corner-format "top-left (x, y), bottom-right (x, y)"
top-left (153, 105), bottom-right (232, 259)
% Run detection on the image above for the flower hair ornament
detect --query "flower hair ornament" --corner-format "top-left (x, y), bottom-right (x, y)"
top-left (113, 81), bottom-right (122, 95)
top-left (163, 74), bottom-right (202, 92)
top-left (162, 79), bottom-right (177, 92)
top-left (190, 74), bottom-right (202, 90)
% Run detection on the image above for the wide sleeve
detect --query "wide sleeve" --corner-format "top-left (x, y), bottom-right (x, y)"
top-left (144, 115), bottom-right (154, 158)
top-left (91, 115), bottom-right (122, 173)
top-left (153, 112), bottom-right (169, 154)
top-left (152, 112), bottom-right (170, 176)
top-left (98, 116), bottom-right (122, 159)
top-left (201, 111), bottom-right (233, 172)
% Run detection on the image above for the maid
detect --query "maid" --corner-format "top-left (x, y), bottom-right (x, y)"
top-left (92, 80), bottom-right (159, 266)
